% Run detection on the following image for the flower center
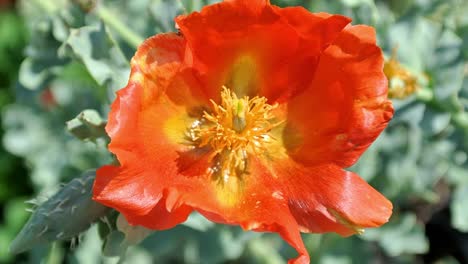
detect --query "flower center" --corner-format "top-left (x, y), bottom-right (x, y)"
top-left (189, 87), bottom-right (281, 181)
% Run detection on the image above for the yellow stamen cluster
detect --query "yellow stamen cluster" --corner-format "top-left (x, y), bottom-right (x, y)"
top-left (189, 87), bottom-right (281, 181)
top-left (384, 47), bottom-right (420, 99)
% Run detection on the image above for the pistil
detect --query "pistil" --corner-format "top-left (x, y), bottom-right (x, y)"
top-left (189, 87), bottom-right (281, 180)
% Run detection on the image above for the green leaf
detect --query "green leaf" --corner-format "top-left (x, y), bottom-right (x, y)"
top-left (140, 224), bottom-right (255, 264)
top-left (102, 230), bottom-right (127, 257)
top-left (340, 0), bottom-right (373, 8)
top-left (66, 109), bottom-right (107, 141)
top-left (451, 184), bottom-right (468, 232)
top-left (116, 214), bottom-right (153, 245)
top-left (388, 17), bottom-right (441, 71)
top-left (72, 225), bottom-right (112, 264)
top-left (420, 108), bottom-right (451, 135)
top-left (320, 255), bottom-right (352, 264)
top-left (349, 139), bottom-right (380, 182)
top-left (180, 0), bottom-right (221, 12)
top-left (362, 213), bottom-right (428, 256)
top-left (59, 22), bottom-right (130, 98)
top-left (149, 0), bottom-right (185, 32)
top-left (18, 58), bottom-right (50, 90)
top-left (429, 29), bottom-right (464, 106)
top-left (183, 212), bottom-right (215, 232)
top-left (0, 12), bottom-right (27, 80)
top-left (17, 13), bottom-right (68, 90)
top-left (245, 237), bottom-right (285, 264)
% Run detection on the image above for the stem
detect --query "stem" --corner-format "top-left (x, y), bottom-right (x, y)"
top-left (95, 5), bottom-right (145, 49)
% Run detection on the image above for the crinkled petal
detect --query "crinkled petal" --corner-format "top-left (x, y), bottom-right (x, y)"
top-left (175, 1), bottom-right (350, 104)
top-left (93, 34), bottom-right (206, 227)
top-left (105, 33), bottom-right (209, 166)
top-left (94, 166), bottom-right (192, 229)
top-left (253, 158), bottom-right (392, 236)
top-left (285, 25), bottom-right (393, 168)
top-left (267, 8), bottom-right (352, 101)
top-left (165, 155), bottom-right (310, 264)
top-left (275, 7), bottom-right (351, 52)
top-left (176, 0), bottom-right (297, 101)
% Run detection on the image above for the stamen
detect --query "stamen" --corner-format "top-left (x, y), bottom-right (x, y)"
top-left (189, 86), bottom-right (281, 180)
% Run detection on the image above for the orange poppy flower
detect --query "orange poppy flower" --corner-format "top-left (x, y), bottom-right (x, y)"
top-left (93, 0), bottom-right (394, 263)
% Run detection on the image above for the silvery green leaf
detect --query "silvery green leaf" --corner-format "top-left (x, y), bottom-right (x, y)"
top-left (362, 214), bottom-right (428, 256)
top-left (102, 230), bottom-right (127, 257)
top-left (116, 214), bottom-right (153, 245)
top-left (451, 184), bottom-right (468, 232)
top-left (59, 23), bottom-right (129, 97)
top-left (66, 109), bottom-right (107, 141)
top-left (183, 212), bottom-right (215, 232)
top-left (149, 0), bottom-right (185, 32)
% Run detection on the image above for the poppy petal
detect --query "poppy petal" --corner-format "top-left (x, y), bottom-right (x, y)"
top-left (106, 33), bottom-right (185, 155)
top-left (94, 165), bottom-right (192, 229)
top-left (267, 160), bottom-right (392, 235)
top-left (176, 0), bottom-right (299, 101)
top-left (276, 7), bottom-right (351, 52)
top-left (265, 8), bottom-right (352, 102)
top-left (175, 2), bottom-right (353, 104)
top-left (285, 25), bottom-right (393, 168)
top-left (169, 155), bottom-right (310, 263)
top-left (93, 34), bottom-right (206, 226)
top-left (106, 33), bottom-right (209, 166)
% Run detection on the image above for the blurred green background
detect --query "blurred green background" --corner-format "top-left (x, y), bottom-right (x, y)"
top-left (0, 0), bottom-right (467, 263)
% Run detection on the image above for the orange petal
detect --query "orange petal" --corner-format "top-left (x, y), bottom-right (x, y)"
top-left (275, 7), bottom-right (351, 53)
top-left (93, 34), bottom-right (207, 227)
top-left (266, 8), bottom-right (352, 102)
top-left (176, 0), bottom-right (298, 101)
top-left (169, 155), bottom-right (310, 263)
top-left (175, 2), bottom-right (352, 105)
top-left (107, 33), bottom-right (182, 152)
top-left (106, 33), bottom-right (210, 165)
top-left (94, 166), bottom-right (192, 229)
top-left (286, 25), bottom-right (393, 168)
top-left (252, 158), bottom-right (392, 236)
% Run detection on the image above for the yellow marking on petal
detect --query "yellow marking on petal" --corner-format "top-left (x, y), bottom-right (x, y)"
top-left (213, 174), bottom-right (243, 208)
top-left (328, 208), bottom-right (365, 235)
top-left (188, 87), bottom-right (284, 206)
top-left (226, 55), bottom-right (259, 97)
top-left (164, 110), bottom-right (196, 145)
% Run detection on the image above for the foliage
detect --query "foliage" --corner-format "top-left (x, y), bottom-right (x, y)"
top-left (1, 0), bottom-right (467, 263)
